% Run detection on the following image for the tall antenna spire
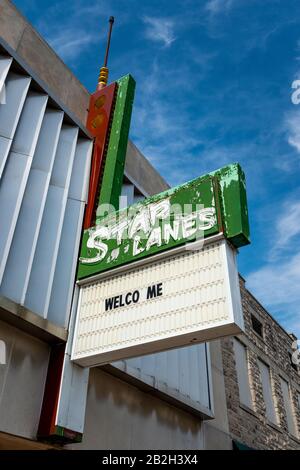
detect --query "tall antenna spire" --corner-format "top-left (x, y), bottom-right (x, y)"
top-left (97, 16), bottom-right (115, 90)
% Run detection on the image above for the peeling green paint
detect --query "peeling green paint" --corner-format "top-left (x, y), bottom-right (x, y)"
top-left (78, 162), bottom-right (250, 280)
top-left (78, 176), bottom-right (220, 279)
top-left (209, 163), bottom-right (250, 248)
top-left (96, 74), bottom-right (136, 213)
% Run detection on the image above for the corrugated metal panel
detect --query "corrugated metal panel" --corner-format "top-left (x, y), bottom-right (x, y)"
top-left (24, 126), bottom-right (79, 316)
top-left (113, 343), bottom-right (211, 413)
top-left (0, 56), bottom-right (12, 94)
top-left (0, 91), bottom-right (48, 282)
top-left (47, 199), bottom-right (84, 326)
top-left (0, 72), bottom-right (31, 178)
top-left (0, 110), bottom-right (64, 304)
top-left (0, 55), bottom-right (93, 328)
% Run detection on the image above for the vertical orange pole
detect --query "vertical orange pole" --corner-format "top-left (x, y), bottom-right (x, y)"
top-left (84, 82), bottom-right (117, 228)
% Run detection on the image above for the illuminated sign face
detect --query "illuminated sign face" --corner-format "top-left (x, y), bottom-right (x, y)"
top-left (78, 163), bottom-right (250, 280)
top-left (78, 176), bottom-right (220, 279)
top-left (72, 238), bottom-right (244, 367)
top-left (81, 199), bottom-right (217, 265)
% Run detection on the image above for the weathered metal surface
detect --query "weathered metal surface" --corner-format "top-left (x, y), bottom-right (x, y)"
top-left (0, 319), bottom-right (50, 440)
top-left (78, 163), bottom-right (250, 280)
top-left (209, 163), bottom-right (250, 248)
top-left (37, 342), bottom-right (65, 438)
top-left (111, 342), bottom-right (213, 419)
top-left (84, 82), bottom-right (117, 229)
top-left (78, 175), bottom-right (220, 279)
top-left (97, 74), bottom-right (136, 212)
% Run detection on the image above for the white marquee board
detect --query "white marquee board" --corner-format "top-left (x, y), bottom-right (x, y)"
top-left (71, 238), bottom-right (244, 367)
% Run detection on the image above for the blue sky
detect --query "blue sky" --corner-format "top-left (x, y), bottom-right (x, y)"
top-left (14, 0), bottom-right (300, 337)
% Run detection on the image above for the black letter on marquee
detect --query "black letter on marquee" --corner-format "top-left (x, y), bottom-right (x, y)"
top-left (125, 292), bottom-right (132, 305)
top-left (147, 283), bottom-right (163, 299)
top-left (157, 283), bottom-right (163, 297)
top-left (119, 295), bottom-right (125, 307)
top-left (132, 290), bottom-right (140, 303)
top-left (105, 297), bottom-right (114, 311)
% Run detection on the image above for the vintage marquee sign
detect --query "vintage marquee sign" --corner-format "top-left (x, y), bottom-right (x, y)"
top-left (71, 163), bottom-right (250, 367)
top-left (78, 163), bottom-right (250, 280)
top-left (72, 237), bottom-right (243, 366)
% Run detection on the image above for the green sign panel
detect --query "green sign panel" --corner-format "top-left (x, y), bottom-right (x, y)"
top-left (209, 163), bottom-right (250, 249)
top-left (78, 163), bottom-right (250, 280)
top-left (98, 74), bottom-right (135, 212)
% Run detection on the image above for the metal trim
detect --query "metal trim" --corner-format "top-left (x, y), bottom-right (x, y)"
top-left (0, 295), bottom-right (67, 343)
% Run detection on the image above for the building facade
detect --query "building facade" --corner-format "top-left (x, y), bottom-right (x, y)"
top-left (221, 278), bottom-right (300, 450)
top-left (0, 0), bottom-right (299, 450)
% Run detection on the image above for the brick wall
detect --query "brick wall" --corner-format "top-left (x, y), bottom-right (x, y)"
top-left (221, 277), bottom-right (300, 449)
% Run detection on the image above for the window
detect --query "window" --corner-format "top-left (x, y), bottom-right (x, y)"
top-left (257, 359), bottom-right (277, 424)
top-left (280, 378), bottom-right (298, 437)
top-left (233, 339), bottom-right (253, 408)
top-left (251, 314), bottom-right (263, 337)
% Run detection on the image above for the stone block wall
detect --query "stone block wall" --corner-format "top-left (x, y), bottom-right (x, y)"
top-left (221, 277), bottom-right (300, 449)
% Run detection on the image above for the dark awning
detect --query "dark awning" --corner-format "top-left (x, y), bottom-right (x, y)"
top-left (233, 439), bottom-right (255, 450)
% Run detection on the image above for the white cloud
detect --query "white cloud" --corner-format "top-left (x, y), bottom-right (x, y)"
top-left (143, 16), bottom-right (176, 47)
top-left (129, 51), bottom-right (270, 188)
top-left (272, 201), bottom-right (300, 254)
top-left (129, 55), bottom-right (209, 184)
top-left (247, 196), bottom-right (300, 338)
top-left (49, 31), bottom-right (96, 60)
top-left (247, 251), bottom-right (300, 335)
top-left (205, 0), bottom-right (234, 15)
top-left (48, 30), bottom-right (95, 60)
top-left (35, 0), bottom-right (111, 62)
